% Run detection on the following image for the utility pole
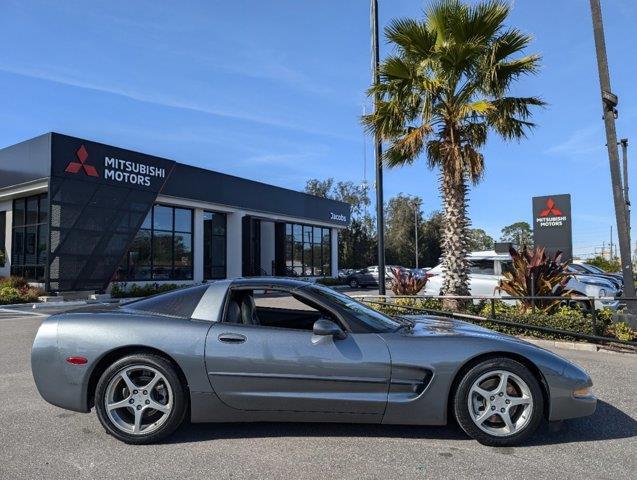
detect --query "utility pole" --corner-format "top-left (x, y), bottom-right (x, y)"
top-left (619, 138), bottom-right (630, 244)
top-left (589, 0), bottom-right (636, 309)
top-left (610, 225), bottom-right (613, 259)
top-left (371, 0), bottom-right (386, 294)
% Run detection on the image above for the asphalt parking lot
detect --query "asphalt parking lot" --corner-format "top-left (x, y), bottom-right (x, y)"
top-left (0, 307), bottom-right (635, 480)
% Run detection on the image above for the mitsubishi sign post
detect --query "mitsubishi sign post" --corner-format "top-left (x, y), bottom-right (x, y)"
top-left (532, 194), bottom-right (573, 261)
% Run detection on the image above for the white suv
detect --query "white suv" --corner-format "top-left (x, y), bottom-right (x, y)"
top-left (424, 250), bottom-right (620, 310)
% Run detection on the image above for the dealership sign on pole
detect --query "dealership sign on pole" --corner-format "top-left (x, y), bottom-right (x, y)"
top-left (532, 194), bottom-right (573, 261)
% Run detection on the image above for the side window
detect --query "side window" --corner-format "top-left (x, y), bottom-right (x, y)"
top-left (469, 259), bottom-right (495, 275)
top-left (224, 288), bottom-right (339, 332)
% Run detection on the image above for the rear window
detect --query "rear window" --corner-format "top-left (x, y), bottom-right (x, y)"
top-left (124, 284), bottom-right (209, 318)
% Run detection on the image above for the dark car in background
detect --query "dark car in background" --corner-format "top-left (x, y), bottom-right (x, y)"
top-left (345, 265), bottom-right (403, 289)
top-left (569, 262), bottom-right (623, 292)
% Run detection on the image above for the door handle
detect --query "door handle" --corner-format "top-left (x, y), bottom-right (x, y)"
top-left (218, 333), bottom-right (247, 344)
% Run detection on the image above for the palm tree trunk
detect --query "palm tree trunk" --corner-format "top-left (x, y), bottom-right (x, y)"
top-left (440, 167), bottom-right (470, 310)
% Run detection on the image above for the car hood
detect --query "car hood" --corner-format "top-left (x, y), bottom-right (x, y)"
top-left (402, 314), bottom-right (527, 343)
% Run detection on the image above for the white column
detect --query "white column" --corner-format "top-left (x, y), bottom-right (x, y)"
top-left (0, 201), bottom-right (11, 277)
top-left (192, 208), bottom-right (204, 283)
top-left (226, 210), bottom-right (244, 279)
top-left (331, 228), bottom-right (338, 278)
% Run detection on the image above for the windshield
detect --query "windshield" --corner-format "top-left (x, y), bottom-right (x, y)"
top-left (583, 264), bottom-right (605, 274)
top-left (307, 284), bottom-right (401, 332)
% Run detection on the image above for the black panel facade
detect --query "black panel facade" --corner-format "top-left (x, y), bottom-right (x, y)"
top-left (48, 134), bottom-right (175, 291)
top-left (162, 164), bottom-right (351, 227)
top-left (0, 134), bottom-right (51, 189)
top-left (532, 194), bottom-right (573, 262)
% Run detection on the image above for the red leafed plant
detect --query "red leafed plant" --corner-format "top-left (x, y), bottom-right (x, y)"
top-left (390, 267), bottom-right (429, 295)
top-left (497, 245), bottom-right (572, 313)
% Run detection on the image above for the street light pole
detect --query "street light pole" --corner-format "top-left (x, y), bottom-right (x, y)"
top-left (589, 0), bottom-right (636, 309)
top-left (371, 0), bottom-right (386, 294)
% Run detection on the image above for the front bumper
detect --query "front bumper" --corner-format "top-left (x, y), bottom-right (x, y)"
top-left (548, 363), bottom-right (597, 421)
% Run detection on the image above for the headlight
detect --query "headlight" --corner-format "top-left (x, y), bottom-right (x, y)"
top-left (573, 386), bottom-right (593, 398)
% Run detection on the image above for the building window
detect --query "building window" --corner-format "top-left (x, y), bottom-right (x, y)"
top-left (116, 204), bottom-right (193, 281)
top-left (10, 194), bottom-right (48, 281)
top-left (203, 211), bottom-right (227, 279)
top-left (284, 223), bottom-right (331, 277)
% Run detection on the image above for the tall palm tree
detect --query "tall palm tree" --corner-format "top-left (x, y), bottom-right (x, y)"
top-left (363, 0), bottom-right (544, 308)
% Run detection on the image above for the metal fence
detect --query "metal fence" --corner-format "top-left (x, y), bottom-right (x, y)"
top-left (354, 293), bottom-right (636, 348)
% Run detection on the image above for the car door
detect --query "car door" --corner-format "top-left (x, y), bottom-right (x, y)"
top-left (204, 287), bottom-right (391, 415)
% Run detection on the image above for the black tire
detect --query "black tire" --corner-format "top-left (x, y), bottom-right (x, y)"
top-left (453, 358), bottom-right (544, 447)
top-left (349, 278), bottom-right (360, 288)
top-left (95, 353), bottom-right (187, 444)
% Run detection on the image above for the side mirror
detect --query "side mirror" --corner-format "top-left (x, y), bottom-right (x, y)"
top-left (313, 318), bottom-right (347, 340)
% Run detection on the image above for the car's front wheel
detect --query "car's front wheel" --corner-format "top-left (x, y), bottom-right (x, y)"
top-left (453, 358), bottom-right (544, 446)
top-left (95, 353), bottom-right (187, 444)
top-left (349, 278), bottom-right (360, 288)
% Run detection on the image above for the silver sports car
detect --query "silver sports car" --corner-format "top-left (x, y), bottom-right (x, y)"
top-left (31, 278), bottom-right (596, 446)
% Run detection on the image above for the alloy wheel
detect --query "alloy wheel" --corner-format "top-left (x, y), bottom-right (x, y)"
top-left (104, 364), bottom-right (173, 435)
top-left (467, 370), bottom-right (533, 437)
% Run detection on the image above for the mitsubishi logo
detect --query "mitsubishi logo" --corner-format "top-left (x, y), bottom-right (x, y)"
top-left (539, 198), bottom-right (562, 217)
top-left (65, 145), bottom-right (98, 177)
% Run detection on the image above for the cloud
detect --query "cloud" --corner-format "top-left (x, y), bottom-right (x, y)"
top-left (545, 124), bottom-right (606, 158)
top-left (0, 63), bottom-right (354, 141)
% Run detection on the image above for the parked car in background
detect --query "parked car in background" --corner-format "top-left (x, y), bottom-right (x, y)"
top-left (424, 251), bottom-right (621, 310)
top-left (345, 265), bottom-right (403, 289)
top-left (567, 264), bottom-right (623, 294)
top-left (570, 261), bottom-right (623, 287)
top-left (410, 268), bottom-right (431, 278)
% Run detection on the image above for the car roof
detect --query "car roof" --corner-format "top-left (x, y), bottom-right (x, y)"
top-left (468, 250), bottom-right (510, 260)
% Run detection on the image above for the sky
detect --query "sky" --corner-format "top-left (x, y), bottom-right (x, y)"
top-left (1, 0), bottom-right (636, 258)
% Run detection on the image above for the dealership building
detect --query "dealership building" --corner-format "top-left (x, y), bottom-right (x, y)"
top-left (0, 133), bottom-right (350, 292)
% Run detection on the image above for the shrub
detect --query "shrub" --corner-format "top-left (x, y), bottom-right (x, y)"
top-left (390, 267), bottom-right (429, 295)
top-left (110, 282), bottom-right (183, 298)
top-left (607, 322), bottom-right (636, 342)
top-left (0, 277), bottom-right (44, 305)
top-left (497, 245), bottom-right (572, 314)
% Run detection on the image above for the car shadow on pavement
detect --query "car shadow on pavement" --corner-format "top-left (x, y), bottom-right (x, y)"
top-left (168, 421), bottom-right (470, 444)
top-left (166, 400), bottom-right (635, 446)
top-left (523, 400), bottom-right (637, 447)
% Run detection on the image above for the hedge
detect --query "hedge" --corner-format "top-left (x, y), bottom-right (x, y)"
top-left (0, 277), bottom-right (44, 305)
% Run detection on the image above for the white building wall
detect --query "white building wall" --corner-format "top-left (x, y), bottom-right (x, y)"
top-left (226, 210), bottom-right (245, 278)
top-left (331, 228), bottom-right (338, 277)
top-left (0, 200), bottom-right (11, 277)
top-left (260, 221), bottom-right (275, 275)
top-left (192, 208), bottom-right (204, 283)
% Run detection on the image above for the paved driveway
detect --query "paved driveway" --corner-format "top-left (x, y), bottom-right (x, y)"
top-left (0, 309), bottom-right (635, 480)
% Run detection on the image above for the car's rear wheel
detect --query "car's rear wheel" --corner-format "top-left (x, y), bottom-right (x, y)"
top-left (349, 278), bottom-right (360, 288)
top-left (95, 354), bottom-right (187, 444)
top-left (453, 358), bottom-right (543, 446)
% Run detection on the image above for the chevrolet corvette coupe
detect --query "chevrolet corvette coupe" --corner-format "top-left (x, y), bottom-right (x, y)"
top-left (31, 278), bottom-right (596, 446)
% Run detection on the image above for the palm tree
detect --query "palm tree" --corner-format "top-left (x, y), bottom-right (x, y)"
top-left (363, 0), bottom-right (544, 308)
